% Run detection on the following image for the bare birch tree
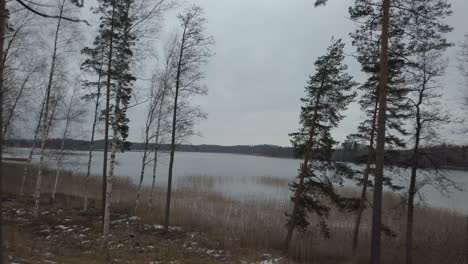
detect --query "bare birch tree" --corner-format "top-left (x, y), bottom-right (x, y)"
top-left (404, 3), bottom-right (453, 261)
top-left (2, 8), bottom-right (44, 137)
top-left (33, 0), bottom-right (81, 217)
top-left (134, 67), bottom-right (171, 214)
top-left (51, 79), bottom-right (86, 202)
top-left (19, 96), bottom-right (45, 197)
top-left (164, 5), bottom-right (213, 231)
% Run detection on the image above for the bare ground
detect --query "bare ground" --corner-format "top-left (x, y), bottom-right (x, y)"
top-left (2, 194), bottom-right (287, 264)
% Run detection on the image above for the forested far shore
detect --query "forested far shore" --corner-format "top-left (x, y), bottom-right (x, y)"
top-left (6, 138), bottom-right (468, 170)
top-left (4, 138), bottom-right (296, 158)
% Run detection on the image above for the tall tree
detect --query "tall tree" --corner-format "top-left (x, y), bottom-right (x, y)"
top-left (100, 0), bottom-right (117, 225)
top-left (102, 0), bottom-right (137, 236)
top-left (80, 40), bottom-right (106, 212)
top-left (134, 70), bottom-right (169, 214)
top-left (347, 1), bottom-right (412, 255)
top-left (370, 1), bottom-right (390, 261)
top-left (284, 38), bottom-right (358, 250)
top-left (51, 80), bottom-right (85, 202)
top-left (164, 5), bottom-right (213, 231)
top-left (148, 37), bottom-right (176, 210)
top-left (0, 0), bottom-right (85, 257)
top-left (33, 0), bottom-right (80, 217)
top-left (404, 2), bottom-right (453, 263)
top-left (312, 1), bottom-right (393, 260)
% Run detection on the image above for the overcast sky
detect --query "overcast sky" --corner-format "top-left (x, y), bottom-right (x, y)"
top-left (122, 0), bottom-right (468, 146)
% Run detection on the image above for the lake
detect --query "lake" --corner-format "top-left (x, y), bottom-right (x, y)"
top-left (6, 147), bottom-right (468, 214)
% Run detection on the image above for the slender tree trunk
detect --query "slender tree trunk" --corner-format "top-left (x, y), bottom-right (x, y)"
top-left (33, 92), bottom-right (59, 216)
top-left (0, 0), bottom-right (7, 260)
top-left (135, 97), bottom-right (157, 213)
top-left (351, 90), bottom-right (379, 257)
top-left (102, 1), bottom-right (116, 225)
top-left (134, 133), bottom-right (149, 214)
top-left (83, 49), bottom-right (104, 212)
top-left (405, 79), bottom-right (424, 264)
top-left (19, 99), bottom-right (45, 197)
top-left (103, 124), bottom-right (117, 236)
top-left (370, 0), bottom-right (391, 262)
top-left (284, 83), bottom-right (324, 251)
top-left (135, 88), bottom-right (164, 212)
top-left (51, 96), bottom-right (73, 202)
top-left (83, 82), bottom-right (101, 211)
top-left (103, 127), bottom-right (117, 236)
top-left (33, 10), bottom-right (63, 218)
top-left (405, 165), bottom-right (417, 264)
top-left (51, 138), bottom-right (65, 202)
top-left (103, 86), bottom-right (122, 237)
top-left (164, 26), bottom-right (187, 232)
top-left (148, 94), bottom-right (165, 210)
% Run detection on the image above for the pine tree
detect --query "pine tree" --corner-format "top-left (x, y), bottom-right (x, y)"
top-left (284, 38), bottom-right (358, 250)
top-left (103, 0), bottom-right (136, 236)
top-left (84, 0), bottom-right (137, 235)
top-left (347, 1), bottom-right (412, 254)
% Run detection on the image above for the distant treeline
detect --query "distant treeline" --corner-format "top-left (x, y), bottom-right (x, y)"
top-left (4, 138), bottom-right (296, 158)
top-left (334, 143), bottom-right (468, 170)
top-left (6, 138), bottom-right (468, 170)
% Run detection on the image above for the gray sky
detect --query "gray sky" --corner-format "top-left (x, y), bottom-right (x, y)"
top-left (125, 0), bottom-right (468, 146)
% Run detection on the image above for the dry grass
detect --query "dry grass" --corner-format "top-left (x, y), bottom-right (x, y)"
top-left (254, 175), bottom-right (291, 188)
top-left (3, 162), bottom-right (467, 264)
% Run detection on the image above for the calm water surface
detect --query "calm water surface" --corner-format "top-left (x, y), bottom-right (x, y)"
top-left (7, 148), bottom-right (468, 214)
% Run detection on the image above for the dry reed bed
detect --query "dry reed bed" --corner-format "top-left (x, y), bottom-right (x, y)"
top-left (3, 162), bottom-right (466, 264)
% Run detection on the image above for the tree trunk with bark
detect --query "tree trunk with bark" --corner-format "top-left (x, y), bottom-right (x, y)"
top-left (134, 131), bottom-right (149, 213)
top-left (164, 25), bottom-right (187, 232)
top-left (284, 87), bottom-right (323, 251)
top-left (83, 48), bottom-right (104, 212)
top-left (33, 9), bottom-right (63, 218)
top-left (102, 1), bottom-right (116, 225)
top-left (103, 89), bottom-right (121, 237)
top-left (51, 92), bottom-right (74, 202)
top-left (19, 99), bottom-right (45, 197)
top-left (0, 0), bottom-right (7, 260)
top-left (351, 90), bottom-right (379, 257)
top-left (370, 0), bottom-right (390, 263)
top-left (148, 94), bottom-right (165, 210)
top-left (405, 71), bottom-right (425, 264)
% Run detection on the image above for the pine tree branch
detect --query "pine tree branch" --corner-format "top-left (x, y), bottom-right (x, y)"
top-left (15, 0), bottom-right (90, 25)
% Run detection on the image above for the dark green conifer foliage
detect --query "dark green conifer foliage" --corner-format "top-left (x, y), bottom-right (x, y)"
top-left (284, 39), bottom-right (358, 250)
top-left (81, 0), bottom-right (136, 234)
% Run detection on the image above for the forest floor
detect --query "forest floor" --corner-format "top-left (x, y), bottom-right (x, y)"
top-left (2, 194), bottom-right (289, 264)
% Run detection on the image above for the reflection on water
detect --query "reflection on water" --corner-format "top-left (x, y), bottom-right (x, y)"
top-left (6, 147), bottom-right (468, 213)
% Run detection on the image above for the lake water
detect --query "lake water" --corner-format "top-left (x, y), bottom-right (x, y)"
top-left (6, 147), bottom-right (468, 214)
